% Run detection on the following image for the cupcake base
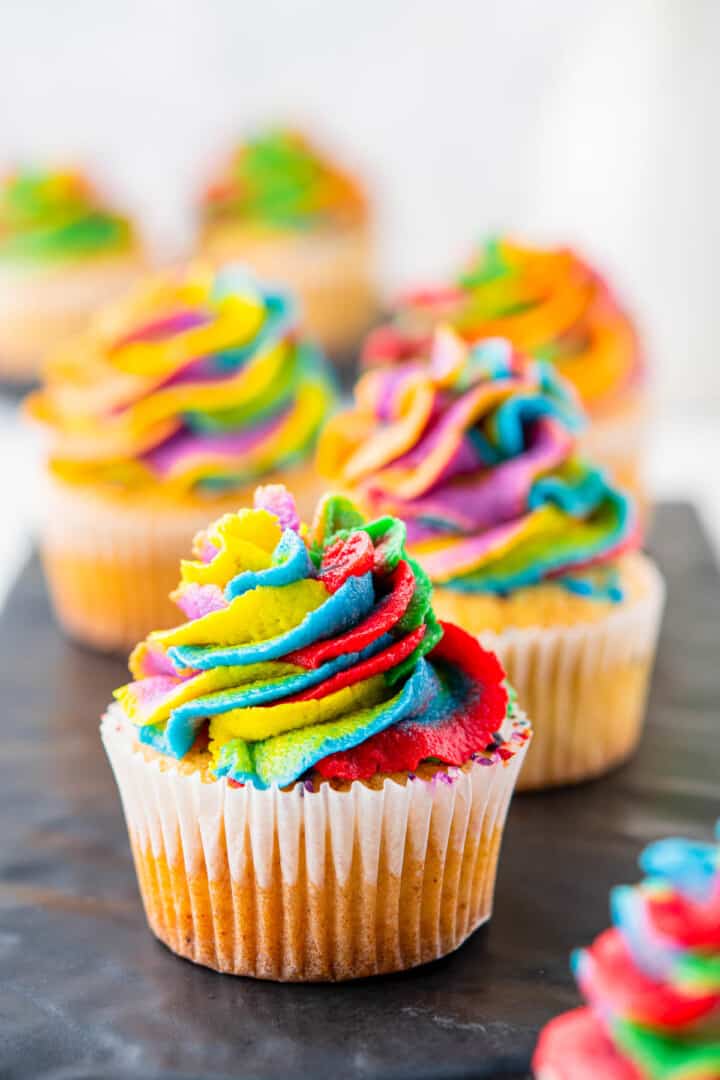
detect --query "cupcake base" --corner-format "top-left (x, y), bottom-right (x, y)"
top-left (0, 252), bottom-right (144, 383)
top-left (199, 221), bottom-right (376, 357)
top-left (101, 705), bottom-right (530, 981)
top-left (432, 554), bottom-right (664, 791)
top-left (41, 463), bottom-right (326, 654)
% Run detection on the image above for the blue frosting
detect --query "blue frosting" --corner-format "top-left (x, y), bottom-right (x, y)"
top-left (556, 568), bottom-right (623, 603)
top-left (528, 463), bottom-right (617, 517)
top-left (226, 529), bottom-right (313, 599)
top-left (639, 836), bottom-right (720, 902)
top-left (609, 885), bottom-right (671, 981)
top-left (492, 392), bottom-right (582, 458)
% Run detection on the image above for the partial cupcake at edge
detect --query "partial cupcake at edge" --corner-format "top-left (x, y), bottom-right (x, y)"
top-left (25, 263), bottom-right (336, 652)
top-left (534, 822), bottom-right (720, 1079)
top-left (364, 237), bottom-right (646, 500)
top-left (0, 167), bottom-right (144, 384)
top-left (318, 327), bottom-right (664, 790)
top-left (195, 128), bottom-right (377, 358)
top-left (102, 483), bottom-right (531, 981)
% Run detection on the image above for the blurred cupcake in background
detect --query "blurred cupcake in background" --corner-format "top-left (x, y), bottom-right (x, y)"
top-left (0, 168), bottom-right (144, 384)
top-left (103, 484), bottom-right (531, 980)
top-left (534, 822), bottom-right (720, 1078)
top-left (26, 263), bottom-right (335, 652)
top-left (196, 129), bottom-right (376, 359)
top-left (364, 238), bottom-right (646, 499)
top-left (319, 328), bottom-right (664, 789)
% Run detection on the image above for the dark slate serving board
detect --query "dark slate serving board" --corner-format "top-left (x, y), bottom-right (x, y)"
top-left (1, 503), bottom-right (718, 1080)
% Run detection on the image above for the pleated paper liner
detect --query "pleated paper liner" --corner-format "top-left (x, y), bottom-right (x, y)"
top-left (40, 463), bottom-right (327, 654)
top-left (0, 252), bottom-right (144, 383)
top-left (467, 555), bottom-right (665, 790)
top-left (102, 703), bottom-right (531, 982)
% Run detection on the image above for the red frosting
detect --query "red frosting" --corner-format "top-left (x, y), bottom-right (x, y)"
top-left (286, 625), bottom-right (426, 702)
top-left (646, 892), bottom-right (720, 950)
top-left (319, 532), bottom-right (374, 593)
top-left (315, 622), bottom-right (509, 781)
top-left (362, 325), bottom-right (428, 366)
top-left (533, 1008), bottom-right (643, 1080)
top-left (580, 928), bottom-right (720, 1029)
top-left (287, 560), bottom-right (416, 669)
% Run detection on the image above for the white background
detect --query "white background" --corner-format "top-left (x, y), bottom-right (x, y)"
top-left (1, 0), bottom-right (719, 600)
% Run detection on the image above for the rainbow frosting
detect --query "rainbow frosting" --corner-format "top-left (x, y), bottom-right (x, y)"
top-left (318, 328), bottom-right (638, 600)
top-left (26, 265), bottom-right (335, 493)
top-left (363, 237), bottom-right (641, 414)
top-left (114, 486), bottom-right (529, 789)
top-left (534, 824), bottom-right (720, 1079)
top-left (0, 168), bottom-right (134, 263)
top-left (200, 129), bottom-right (366, 231)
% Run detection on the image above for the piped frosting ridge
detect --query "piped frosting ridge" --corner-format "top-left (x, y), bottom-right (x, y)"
top-left (114, 486), bottom-right (530, 789)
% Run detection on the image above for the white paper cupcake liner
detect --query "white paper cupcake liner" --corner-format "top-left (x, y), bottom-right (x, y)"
top-left (102, 703), bottom-right (530, 981)
top-left (476, 557), bottom-right (665, 790)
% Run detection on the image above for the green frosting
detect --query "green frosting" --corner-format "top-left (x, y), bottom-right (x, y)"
top-left (615, 1019), bottom-right (720, 1079)
top-left (203, 129), bottom-right (363, 230)
top-left (0, 169), bottom-right (133, 262)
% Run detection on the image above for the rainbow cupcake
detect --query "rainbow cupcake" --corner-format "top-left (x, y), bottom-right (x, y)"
top-left (319, 329), bottom-right (664, 789)
top-left (0, 168), bottom-right (144, 383)
top-left (196, 129), bottom-right (376, 357)
top-left (101, 485), bottom-right (531, 980)
top-left (26, 264), bottom-right (335, 652)
top-left (534, 823), bottom-right (720, 1079)
top-left (364, 238), bottom-right (645, 498)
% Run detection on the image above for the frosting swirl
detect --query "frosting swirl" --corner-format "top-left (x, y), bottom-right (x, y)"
top-left (200, 129), bottom-right (366, 231)
top-left (534, 824), bottom-right (720, 1079)
top-left (26, 265), bottom-right (335, 493)
top-left (319, 329), bottom-right (638, 598)
top-left (114, 486), bottom-right (529, 789)
top-left (363, 237), bottom-right (641, 413)
top-left (0, 169), bottom-right (134, 263)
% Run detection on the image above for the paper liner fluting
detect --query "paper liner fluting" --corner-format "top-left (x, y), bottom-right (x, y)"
top-left (473, 558), bottom-right (664, 791)
top-left (101, 705), bottom-right (530, 981)
top-left (40, 465), bottom-right (326, 654)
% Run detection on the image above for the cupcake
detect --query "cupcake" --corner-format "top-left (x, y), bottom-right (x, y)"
top-left (25, 264), bottom-right (335, 652)
top-left (364, 237), bottom-right (645, 498)
top-left (0, 167), bottom-right (143, 383)
top-left (318, 329), bottom-right (664, 789)
top-left (102, 484), bottom-right (531, 981)
top-left (534, 823), bottom-right (720, 1078)
top-left (196, 129), bottom-right (376, 358)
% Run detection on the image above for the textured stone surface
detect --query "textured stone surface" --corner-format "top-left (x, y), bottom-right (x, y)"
top-left (1, 503), bottom-right (718, 1080)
